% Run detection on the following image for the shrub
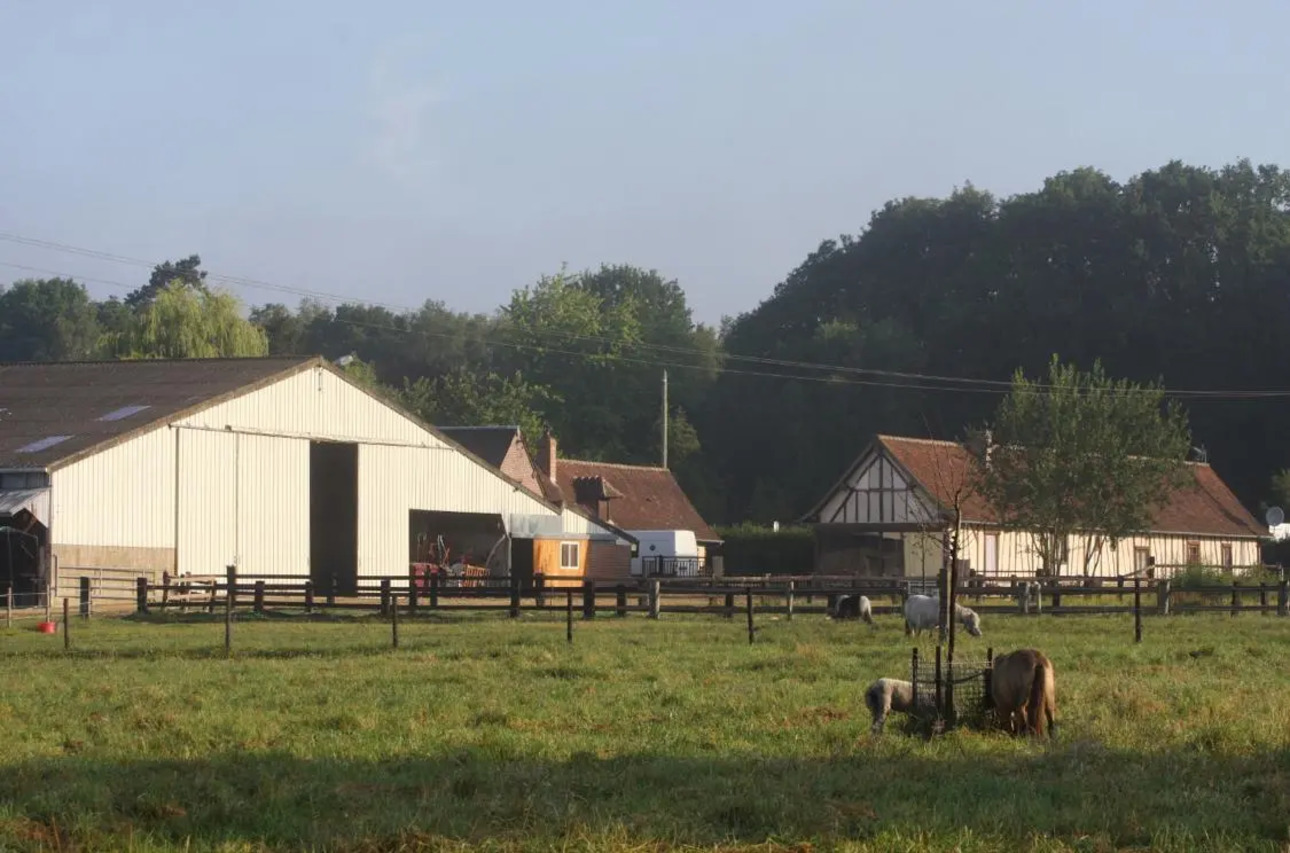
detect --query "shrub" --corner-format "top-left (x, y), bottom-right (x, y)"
top-left (714, 523), bottom-right (814, 576)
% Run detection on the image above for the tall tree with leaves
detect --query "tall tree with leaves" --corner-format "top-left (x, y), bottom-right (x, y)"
top-left (125, 255), bottom-right (210, 308)
top-left (974, 356), bottom-right (1193, 575)
top-left (0, 278), bottom-right (101, 361)
top-left (100, 282), bottom-right (268, 359)
top-left (398, 369), bottom-right (555, 444)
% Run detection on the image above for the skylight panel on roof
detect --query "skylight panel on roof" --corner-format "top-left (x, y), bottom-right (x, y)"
top-left (97, 404), bottom-right (152, 422)
top-left (16, 435), bottom-right (72, 454)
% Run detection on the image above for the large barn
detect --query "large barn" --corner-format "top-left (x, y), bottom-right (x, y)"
top-left (0, 356), bottom-right (629, 603)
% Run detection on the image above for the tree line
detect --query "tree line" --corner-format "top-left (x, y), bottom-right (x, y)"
top-left (4, 157), bottom-right (1290, 525)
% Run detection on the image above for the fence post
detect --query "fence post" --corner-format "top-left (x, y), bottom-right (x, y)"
top-left (226, 564), bottom-right (237, 612)
top-left (534, 572), bottom-right (545, 608)
top-left (1156, 579), bottom-right (1171, 616)
top-left (934, 645), bottom-right (943, 719)
top-left (1279, 570), bottom-right (1289, 617)
top-left (786, 580), bottom-right (795, 621)
top-left (325, 577), bottom-right (336, 607)
top-left (510, 575), bottom-right (521, 619)
top-left (253, 580), bottom-right (265, 615)
top-left (582, 580), bottom-right (596, 620)
top-left (566, 590), bottom-right (573, 644)
top-left (136, 576), bottom-right (148, 614)
top-left (1019, 582), bottom-right (1029, 615)
top-left (304, 580), bottom-right (315, 614)
top-left (406, 570), bottom-right (419, 614)
top-left (379, 578), bottom-right (391, 617)
top-left (1260, 583), bottom-right (1269, 616)
top-left (5, 583), bottom-right (11, 629)
top-left (723, 592), bottom-right (734, 618)
top-left (745, 590), bottom-right (755, 644)
top-left (1050, 581), bottom-right (1061, 611)
top-left (1231, 579), bottom-right (1239, 618)
top-left (63, 598), bottom-right (70, 651)
top-left (428, 572), bottom-right (439, 610)
top-left (79, 576), bottom-right (90, 619)
top-left (615, 585), bottom-right (627, 617)
top-left (162, 570), bottom-right (170, 607)
top-left (910, 647), bottom-right (919, 711)
top-left (391, 594), bottom-right (400, 649)
top-left (649, 579), bottom-right (661, 620)
top-left (224, 580), bottom-right (233, 657)
top-left (983, 647), bottom-right (994, 710)
top-left (1134, 575), bottom-right (1142, 643)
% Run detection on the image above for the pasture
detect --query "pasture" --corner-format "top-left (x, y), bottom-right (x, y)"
top-left (1, 610), bottom-right (1288, 851)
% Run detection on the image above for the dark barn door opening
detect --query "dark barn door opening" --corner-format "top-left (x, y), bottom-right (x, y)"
top-left (510, 538), bottom-right (535, 584)
top-left (310, 441), bottom-right (359, 596)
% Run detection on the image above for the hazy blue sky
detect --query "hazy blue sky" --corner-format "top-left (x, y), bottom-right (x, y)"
top-left (2, 0), bottom-right (1288, 325)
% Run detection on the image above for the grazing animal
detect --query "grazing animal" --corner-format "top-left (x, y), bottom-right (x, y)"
top-left (864, 677), bottom-right (935, 733)
top-left (990, 648), bottom-right (1057, 738)
top-left (903, 594), bottom-right (982, 638)
top-left (831, 594), bottom-right (875, 624)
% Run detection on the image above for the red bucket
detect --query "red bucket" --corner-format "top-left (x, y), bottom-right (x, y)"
top-left (36, 621), bottom-right (56, 634)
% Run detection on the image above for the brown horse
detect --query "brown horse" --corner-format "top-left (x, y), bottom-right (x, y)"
top-left (990, 648), bottom-right (1057, 738)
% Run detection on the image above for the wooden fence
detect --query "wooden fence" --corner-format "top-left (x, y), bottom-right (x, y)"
top-left (122, 567), bottom-right (1290, 621)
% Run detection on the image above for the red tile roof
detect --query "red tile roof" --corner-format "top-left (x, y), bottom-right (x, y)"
top-left (551, 459), bottom-right (722, 542)
top-left (875, 435), bottom-right (1265, 538)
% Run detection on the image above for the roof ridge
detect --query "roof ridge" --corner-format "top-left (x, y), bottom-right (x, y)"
top-left (0, 355), bottom-right (316, 368)
top-left (877, 434), bottom-right (963, 448)
top-left (559, 458), bottom-right (667, 471)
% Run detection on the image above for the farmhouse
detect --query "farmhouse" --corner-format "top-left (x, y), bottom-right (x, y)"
top-left (800, 434), bottom-right (1266, 579)
top-left (436, 425), bottom-right (638, 585)
top-left (0, 357), bottom-right (630, 604)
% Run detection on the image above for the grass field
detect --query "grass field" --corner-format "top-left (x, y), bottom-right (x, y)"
top-left (1, 609), bottom-right (1289, 852)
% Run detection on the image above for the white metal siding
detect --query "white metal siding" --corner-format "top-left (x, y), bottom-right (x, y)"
top-left (235, 433), bottom-right (309, 576)
top-left (176, 428), bottom-right (236, 575)
top-left (51, 427), bottom-right (174, 548)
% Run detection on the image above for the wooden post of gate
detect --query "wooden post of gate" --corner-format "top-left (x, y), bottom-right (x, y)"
top-left (745, 590), bottom-right (755, 644)
top-left (5, 583), bottom-right (12, 628)
top-left (136, 576), bottom-right (148, 614)
top-left (391, 594), bottom-right (400, 649)
top-left (534, 572), bottom-right (545, 608)
top-left (934, 644), bottom-right (944, 719)
top-left (1156, 579), bottom-right (1171, 616)
top-left (1260, 583), bottom-right (1269, 615)
top-left (1279, 568), bottom-right (1289, 617)
top-left (253, 581), bottom-right (265, 615)
top-left (1231, 579), bottom-right (1239, 617)
top-left (1134, 575), bottom-right (1142, 643)
top-left (983, 647), bottom-right (994, 710)
top-left (162, 571), bottom-right (170, 607)
top-left (224, 580), bottom-right (233, 657)
top-left (786, 580), bottom-right (794, 621)
top-left (723, 592), bottom-right (734, 618)
top-left (63, 598), bottom-right (70, 651)
top-left (380, 578), bottom-right (391, 617)
top-left (565, 590), bottom-right (573, 644)
top-left (325, 577), bottom-right (336, 608)
top-left (649, 580), bottom-right (661, 620)
top-left (910, 647), bottom-right (920, 711)
top-left (615, 585), bottom-right (627, 617)
top-left (226, 565), bottom-right (237, 612)
top-left (1050, 581), bottom-right (1061, 611)
top-left (509, 575), bottom-right (521, 619)
top-left (406, 570), bottom-right (419, 614)
top-left (581, 580), bottom-right (596, 619)
top-left (79, 576), bottom-right (91, 619)
top-left (304, 581), bottom-right (315, 614)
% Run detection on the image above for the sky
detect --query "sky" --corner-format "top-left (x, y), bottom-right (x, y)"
top-left (2, 0), bottom-right (1289, 327)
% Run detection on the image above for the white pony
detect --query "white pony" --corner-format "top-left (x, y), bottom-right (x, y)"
top-left (830, 594), bottom-right (875, 625)
top-left (903, 594), bottom-right (982, 638)
top-left (864, 677), bottom-right (935, 733)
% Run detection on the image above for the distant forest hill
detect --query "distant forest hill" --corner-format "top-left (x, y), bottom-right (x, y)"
top-left (5, 158), bottom-right (1290, 525)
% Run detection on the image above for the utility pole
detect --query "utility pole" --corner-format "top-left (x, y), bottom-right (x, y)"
top-left (662, 370), bottom-right (669, 469)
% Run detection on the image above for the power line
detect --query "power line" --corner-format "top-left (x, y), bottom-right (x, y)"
top-left (4, 232), bottom-right (1290, 400)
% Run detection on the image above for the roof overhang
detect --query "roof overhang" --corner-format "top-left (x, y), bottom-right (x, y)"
top-left (0, 487), bottom-right (49, 524)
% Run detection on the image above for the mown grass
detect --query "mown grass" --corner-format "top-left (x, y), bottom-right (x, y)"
top-left (1, 609), bottom-right (1289, 851)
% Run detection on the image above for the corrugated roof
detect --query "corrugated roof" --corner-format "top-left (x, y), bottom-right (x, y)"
top-left (436, 426), bottom-right (520, 469)
top-left (0, 357), bottom-right (319, 469)
top-left (553, 459), bottom-right (722, 542)
top-left (874, 434), bottom-right (1265, 538)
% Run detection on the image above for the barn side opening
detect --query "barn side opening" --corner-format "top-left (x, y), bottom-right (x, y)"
top-left (0, 509), bottom-right (47, 605)
top-left (310, 441), bottom-right (359, 596)
top-left (510, 538), bottom-right (535, 584)
top-left (409, 510), bottom-right (509, 584)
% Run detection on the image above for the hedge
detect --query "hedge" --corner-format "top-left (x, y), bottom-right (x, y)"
top-left (714, 523), bottom-right (815, 576)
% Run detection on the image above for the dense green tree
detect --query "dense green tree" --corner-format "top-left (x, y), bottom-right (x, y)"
top-left (973, 356), bottom-right (1193, 575)
top-left (125, 254), bottom-right (210, 308)
top-left (397, 369), bottom-right (554, 445)
top-left (0, 278), bottom-right (101, 361)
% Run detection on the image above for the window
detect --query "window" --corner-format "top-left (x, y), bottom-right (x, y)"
top-left (1221, 544), bottom-right (1233, 571)
top-left (560, 542), bottom-right (580, 570)
top-left (984, 533), bottom-right (999, 576)
top-left (1134, 546), bottom-right (1151, 573)
top-left (1186, 542), bottom-right (1201, 565)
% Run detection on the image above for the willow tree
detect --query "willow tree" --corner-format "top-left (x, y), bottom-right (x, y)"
top-left (100, 281), bottom-right (268, 359)
top-left (975, 355), bottom-right (1193, 576)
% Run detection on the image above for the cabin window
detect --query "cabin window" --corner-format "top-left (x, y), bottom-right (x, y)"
top-left (1133, 547), bottom-right (1151, 574)
top-left (560, 542), bottom-right (580, 570)
top-left (1221, 544), bottom-right (1233, 571)
top-left (1186, 542), bottom-right (1201, 565)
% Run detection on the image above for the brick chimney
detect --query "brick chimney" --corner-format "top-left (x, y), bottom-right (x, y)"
top-left (537, 431), bottom-right (558, 485)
